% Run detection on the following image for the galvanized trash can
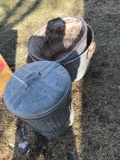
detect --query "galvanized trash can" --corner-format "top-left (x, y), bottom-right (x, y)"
top-left (28, 16), bottom-right (93, 81)
top-left (3, 61), bottom-right (74, 138)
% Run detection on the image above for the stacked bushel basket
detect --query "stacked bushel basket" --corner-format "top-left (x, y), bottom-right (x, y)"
top-left (3, 17), bottom-right (96, 139)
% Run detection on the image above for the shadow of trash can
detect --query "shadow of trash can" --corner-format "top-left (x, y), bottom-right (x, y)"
top-left (3, 61), bottom-right (74, 139)
top-left (28, 16), bottom-right (96, 82)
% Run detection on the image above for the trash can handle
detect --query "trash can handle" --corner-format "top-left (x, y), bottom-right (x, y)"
top-left (25, 72), bottom-right (40, 85)
top-left (87, 42), bottom-right (96, 60)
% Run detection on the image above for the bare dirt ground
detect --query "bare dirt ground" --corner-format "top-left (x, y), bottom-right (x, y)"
top-left (0, 0), bottom-right (120, 160)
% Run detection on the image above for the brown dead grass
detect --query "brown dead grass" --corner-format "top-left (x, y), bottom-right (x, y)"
top-left (0, 0), bottom-right (120, 160)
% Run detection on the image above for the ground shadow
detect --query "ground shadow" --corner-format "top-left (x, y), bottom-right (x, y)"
top-left (12, 120), bottom-right (79, 160)
top-left (80, 0), bottom-right (120, 159)
top-left (1, 0), bottom-right (42, 29)
top-left (0, 0), bottom-right (42, 71)
top-left (0, 29), bottom-right (17, 71)
top-left (12, 119), bottom-right (48, 160)
top-left (45, 127), bottom-right (79, 160)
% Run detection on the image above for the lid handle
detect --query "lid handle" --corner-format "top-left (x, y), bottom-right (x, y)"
top-left (6, 62), bottom-right (61, 109)
top-left (25, 72), bottom-right (40, 85)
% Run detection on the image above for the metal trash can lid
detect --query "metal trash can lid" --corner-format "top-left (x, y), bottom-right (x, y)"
top-left (3, 61), bottom-right (71, 119)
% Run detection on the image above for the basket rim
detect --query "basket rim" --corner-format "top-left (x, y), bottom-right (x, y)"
top-left (28, 16), bottom-right (88, 61)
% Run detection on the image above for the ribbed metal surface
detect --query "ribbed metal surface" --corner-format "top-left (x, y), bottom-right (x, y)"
top-left (22, 98), bottom-right (72, 138)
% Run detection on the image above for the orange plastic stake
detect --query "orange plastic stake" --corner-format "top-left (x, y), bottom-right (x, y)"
top-left (0, 54), bottom-right (12, 97)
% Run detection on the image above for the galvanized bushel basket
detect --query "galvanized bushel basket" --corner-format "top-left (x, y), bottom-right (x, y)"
top-left (28, 16), bottom-right (90, 81)
top-left (3, 61), bottom-right (74, 139)
top-left (62, 24), bottom-right (96, 81)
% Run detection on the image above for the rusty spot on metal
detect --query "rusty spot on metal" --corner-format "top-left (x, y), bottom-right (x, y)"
top-left (87, 42), bottom-right (96, 60)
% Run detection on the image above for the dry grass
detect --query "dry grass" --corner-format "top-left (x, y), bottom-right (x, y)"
top-left (0, 0), bottom-right (120, 160)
